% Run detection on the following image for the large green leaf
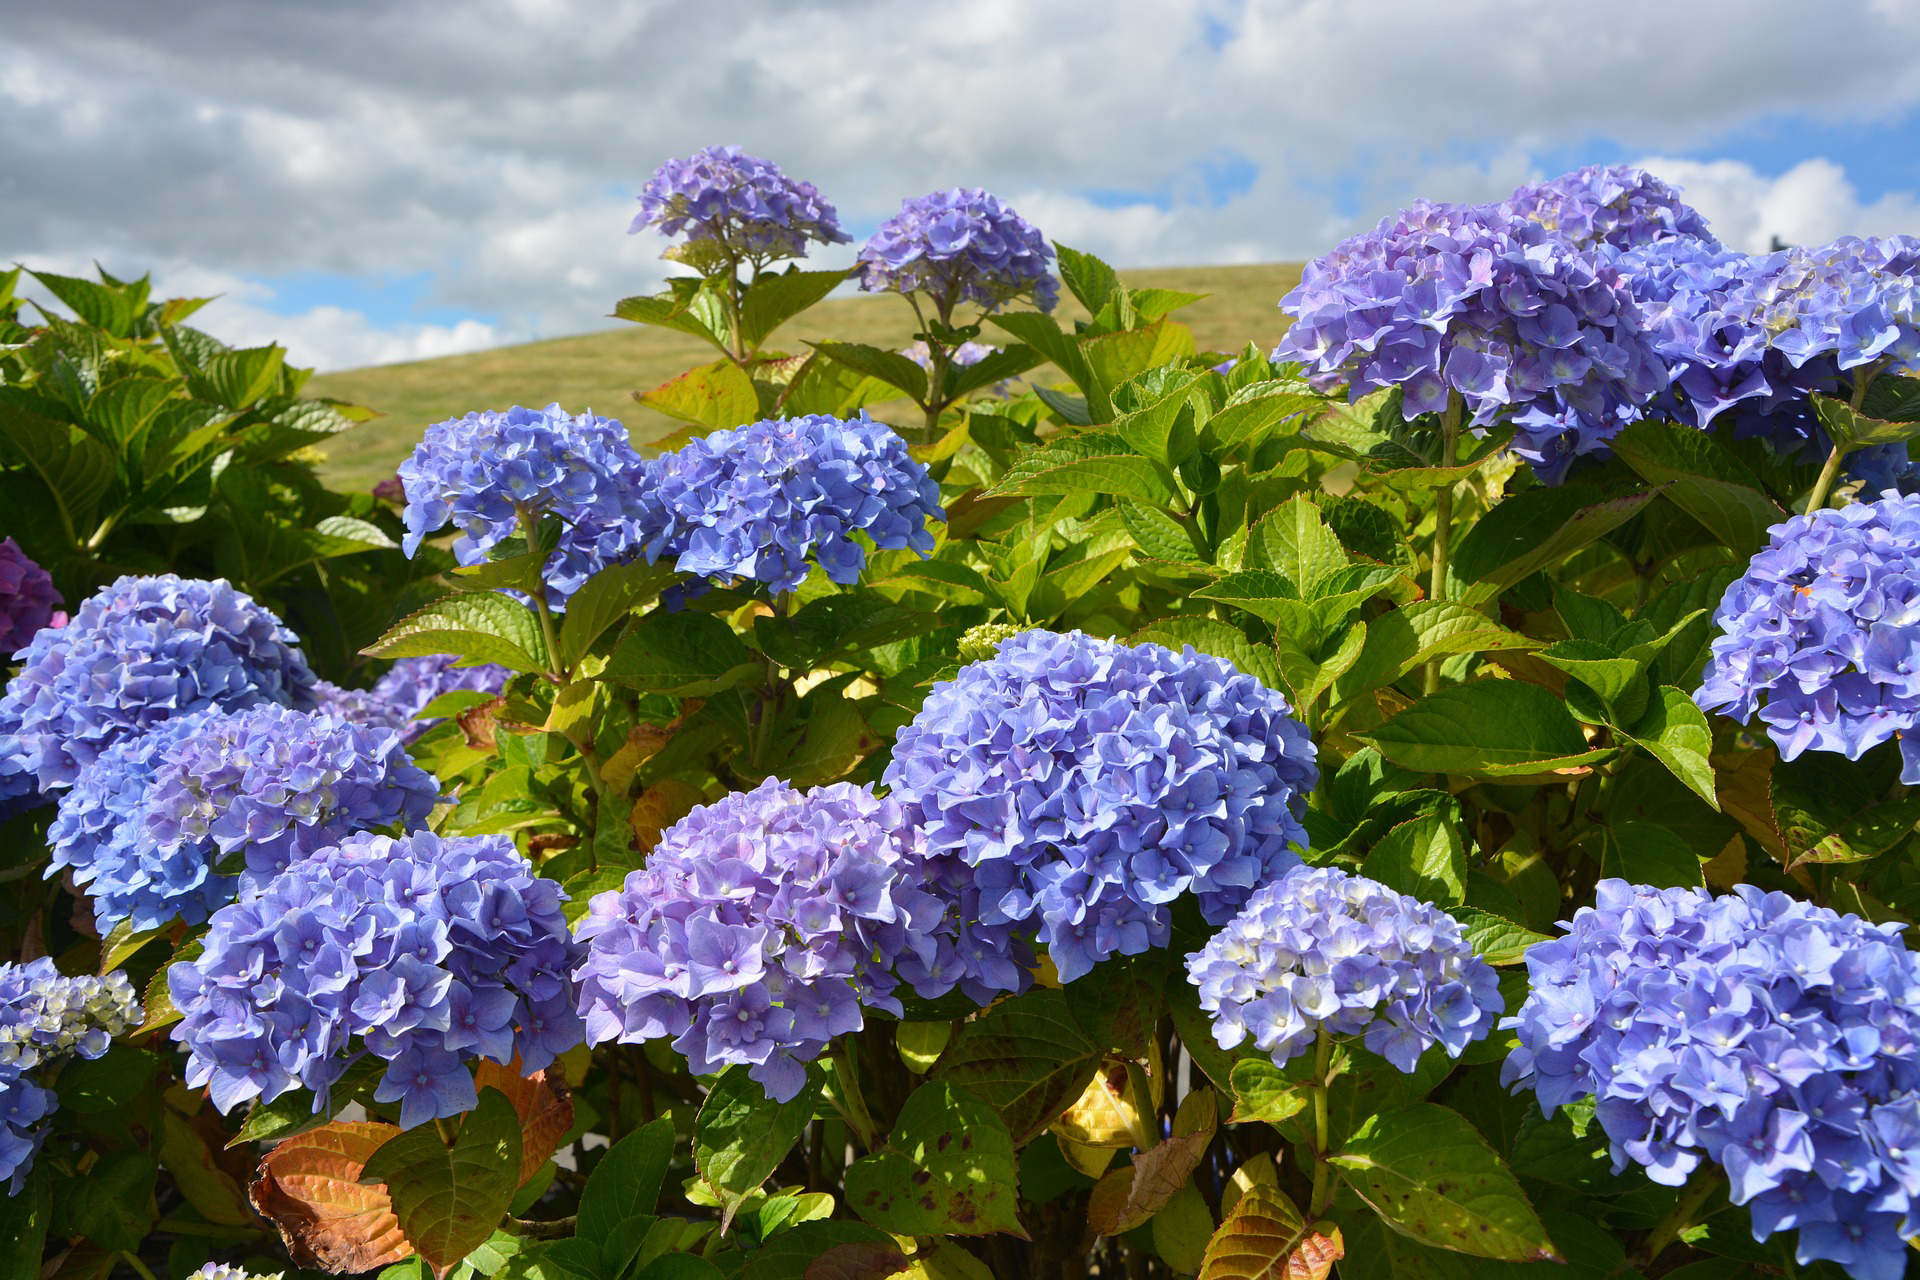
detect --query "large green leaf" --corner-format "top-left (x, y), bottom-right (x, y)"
top-left (59, 1148), bottom-right (157, 1253)
top-left (1248, 496), bottom-right (1348, 595)
top-left (811, 341), bottom-right (929, 402)
top-left (1624, 687), bottom-right (1719, 809)
top-left (363, 1088), bottom-right (522, 1278)
top-left (1611, 420), bottom-right (1785, 555)
top-left (1334, 602), bottom-right (1537, 708)
top-left (1055, 244), bottom-right (1121, 313)
top-left (1363, 813), bottom-right (1467, 906)
top-left (1130, 617), bottom-right (1281, 692)
top-left (613, 290), bottom-right (724, 345)
top-left (1360, 681), bottom-right (1613, 778)
top-left (1813, 393), bottom-right (1920, 450)
top-left (738, 268), bottom-right (848, 350)
top-left (0, 1165), bottom-right (51, 1278)
top-left (844, 1082), bottom-right (1025, 1238)
top-left (1449, 488), bottom-right (1655, 602)
top-left (988, 311), bottom-right (1108, 420)
top-left (0, 399), bottom-right (116, 547)
top-left (557, 559), bottom-right (678, 669)
top-left (637, 356), bottom-right (760, 431)
top-left (603, 610), bottom-right (756, 697)
top-left (577, 1118), bottom-right (676, 1242)
top-left (1599, 821), bottom-right (1703, 889)
top-left (1330, 1104), bottom-right (1558, 1262)
top-left (931, 988), bottom-right (1103, 1145)
top-left (695, 1066), bottom-right (823, 1231)
top-left (991, 432), bottom-right (1179, 504)
top-left (364, 591), bottom-right (551, 673)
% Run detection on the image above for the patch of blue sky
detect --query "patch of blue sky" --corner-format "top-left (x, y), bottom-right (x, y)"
top-left (1076, 148), bottom-right (1258, 212)
top-left (246, 270), bottom-right (494, 328)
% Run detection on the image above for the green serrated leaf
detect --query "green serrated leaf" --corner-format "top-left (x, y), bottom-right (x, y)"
top-left (845, 1082), bottom-right (1026, 1238)
top-left (931, 989), bottom-right (1103, 1145)
top-left (577, 1118), bottom-right (675, 1242)
top-left (636, 356), bottom-right (760, 431)
top-left (738, 269), bottom-right (848, 350)
top-left (1611, 420), bottom-right (1786, 556)
top-left (1625, 687), bottom-right (1720, 810)
top-left (1361, 681), bottom-right (1614, 778)
top-left (811, 341), bottom-right (929, 402)
top-left (364, 1088), bottom-right (522, 1278)
top-left (557, 559), bottom-right (678, 669)
top-left (1363, 813), bottom-right (1467, 906)
top-left (1333, 601), bottom-right (1538, 709)
top-left (1450, 488), bottom-right (1656, 602)
top-left (364, 592), bottom-right (551, 673)
top-left (695, 1066), bottom-right (823, 1232)
top-left (602, 610), bottom-right (755, 697)
top-left (1331, 1103), bottom-right (1559, 1262)
top-left (1814, 392), bottom-right (1920, 450)
top-left (1249, 495), bottom-right (1349, 596)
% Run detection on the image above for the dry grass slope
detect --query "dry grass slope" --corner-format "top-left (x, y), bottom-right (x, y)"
top-left (309, 262), bottom-right (1303, 492)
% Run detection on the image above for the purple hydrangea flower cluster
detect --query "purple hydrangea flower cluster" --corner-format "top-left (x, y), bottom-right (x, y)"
top-left (1276, 200), bottom-right (1667, 483)
top-left (575, 778), bottom-right (933, 1102)
top-left (883, 629), bottom-right (1318, 993)
top-left (397, 404), bottom-right (656, 607)
top-left (1849, 444), bottom-right (1920, 499)
top-left (1505, 164), bottom-right (1717, 251)
top-left (900, 339), bottom-right (997, 370)
top-left (169, 829), bottom-right (583, 1129)
top-left (0, 959), bottom-right (138, 1190)
top-left (0, 537), bottom-right (61, 657)
top-left (1736, 236), bottom-right (1920, 379)
top-left (1187, 865), bottom-right (1502, 1072)
top-left (1694, 491), bottom-right (1920, 780)
top-left (642, 413), bottom-right (943, 594)
top-left (369, 654), bottom-right (512, 742)
top-left (857, 189), bottom-right (1058, 314)
top-left (1504, 880), bottom-right (1920, 1280)
top-left (632, 145), bottom-right (849, 264)
top-left (48, 705), bottom-right (437, 932)
top-left (0, 575), bottom-right (316, 793)
top-left (309, 680), bottom-right (409, 735)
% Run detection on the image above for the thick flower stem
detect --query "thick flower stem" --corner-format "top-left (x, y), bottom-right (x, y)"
top-left (117, 1253), bottom-right (161, 1280)
top-left (830, 1047), bottom-right (879, 1151)
top-left (1424, 395), bottom-right (1464, 694)
top-left (1308, 1028), bottom-right (1336, 1218)
top-left (1806, 444), bottom-right (1850, 513)
top-left (1633, 1169), bottom-right (1723, 1268)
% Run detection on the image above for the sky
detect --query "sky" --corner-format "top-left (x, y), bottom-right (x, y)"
top-left (5, 0), bottom-right (1920, 372)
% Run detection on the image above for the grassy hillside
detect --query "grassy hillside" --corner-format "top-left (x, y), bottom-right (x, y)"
top-left (309, 262), bottom-right (1303, 492)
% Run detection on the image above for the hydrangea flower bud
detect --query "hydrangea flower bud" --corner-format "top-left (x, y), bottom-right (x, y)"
top-left (642, 413), bottom-right (943, 595)
top-left (0, 959), bottom-right (137, 1190)
top-left (1505, 165), bottom-right (1717, 251)
top-left (1504, 880), bottom-right (1920, 1280)
top-left (0, 537), bottom-right (62, 657)
top-left (0, 575), bottom-right (316, 793)
top-left (397, 403), bottom-right (657, 608)
top-left (954, 622), bottom-right (1027, 664)
top-left (369, 654), bottom-right (512, 742)
top-left (857, 189), bottom-right (1058, 314)
top-left (633, 145), bottom-right (849, 264)
top-left (1694, 491), bottom-right (1920, 780)
top-left (1187, 865), bottom-right (1502, 1072)
top-left (1276, 199), bottom-right (1668, 483)
top-left (170, 830), bottom-right (583, 1129)
top-left (883, 629), bottom-right (1318, 995)
top-left (575, 778), bottom-right (936, 1102)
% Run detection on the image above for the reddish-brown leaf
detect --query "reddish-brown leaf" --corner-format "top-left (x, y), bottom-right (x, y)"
top-left (249, 1120), bottom-right (412, 1273)
top-left (631, 778), bottom-right (708, 853)
top-left (457, 698), bottom-right (501, 751)
top-left (804, 1240), bottom-right (914, 1280)
top-left (1198, 1185), bottom-right (1345, 1280)
top-left (472, 1060), bottom-right (574, 1185)
top-left (1086, 1125), bottom-right (1214, 1238)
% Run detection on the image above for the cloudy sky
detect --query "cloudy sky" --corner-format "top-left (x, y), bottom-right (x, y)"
top-left (6, 0), bottom-right (1920, 371)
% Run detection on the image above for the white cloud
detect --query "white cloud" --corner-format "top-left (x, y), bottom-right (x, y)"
top-left (4, 0), bottom-right (1919, 367)
top-left (1635, 156), bottom-right (1920, 252)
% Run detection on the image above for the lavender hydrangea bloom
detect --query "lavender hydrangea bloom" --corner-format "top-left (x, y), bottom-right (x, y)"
top-left (1848, 444), bottom-right (1920, 498)
top-left (0, 959), bottom-right (138, 1190)
top-left (1276, 199), bottom-right (1668, 483)
top-left (857, 189), bottom-right (1058, 314)
top-left (1737, 236), bottom-right (1920, 379)
top-left (397, 404), bottom-right (657, 607)
top-left (632, 145), bottom-right (849, 264)
top-left (1504, 880), bottom-right (1920, 1280)
top-left (369, 654), bottom-right (512, 741)
top-left (642, 413), bottom-right (943, 594)
top-left (50, 705), bottom-right (436, 931)
top-left (901, 339), bottom-right (997, 370)
top-left (1506, 165), bottom-right (1717, 251)
top-left (0, 575), bottom-right (316, 793)
top-left (170, 829), bottom-right (583, 1129)
top-left (884, 629), bottom-right (1318, 995)
top-left (1187, 865), bottom-right (1502, 1072)
top-left (1694, 492), bottom-right (1920, 780)
top-left (575, 778), bottom-right (935, 1102)
top-left (0, 537), bottom-right (61, 657)
top-left (309, 680), bottom-right (408, 734)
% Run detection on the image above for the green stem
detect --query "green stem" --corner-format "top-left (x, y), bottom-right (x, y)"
top-left (1806, 443), bottom-right (1849, 514)
top-left (1634, 1169), bottom-right (1723, 1268)
top-left (830, 1047), bottom-right (879, 1151)
top-left (1307, 1028), bottom-right (1335, 1217)
top-left (1123, 1061), bottom-right (1159, 1151)
top-left (117, 1252), bottom-right (161, 1280)
top-left (155, 1217), bottom-right (266, 1240)
top-left (1424, 395), bottom-right (1463, 694)
top-left (511, 1214), bottom-right (578, 1240)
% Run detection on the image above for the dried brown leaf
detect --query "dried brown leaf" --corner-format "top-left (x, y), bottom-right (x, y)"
top-left (248, 1120), bottom-right (412, 1273)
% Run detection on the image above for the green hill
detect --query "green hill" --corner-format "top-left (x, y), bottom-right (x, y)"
top-left (308, 262), bottom-right (1304, 493)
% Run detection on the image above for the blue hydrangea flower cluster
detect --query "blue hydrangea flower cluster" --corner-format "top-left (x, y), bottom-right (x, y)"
top-left (1187, 865), bottom-right (1502, 1072)
top-left (1694, 491), bottom-right (1920, 780)
top-left (642, 413), bottom-right (943, 594)
top-left (1505, 164), bottom-right (1717, 251)
top-left (1276, 199), bottom-right (1667, 483)
top-left (883, 629), bottom-right (1319, 993)
top-left (169, 829), bottom-right (583, 1129)
top-left (310, 680), bottom-right (409, 735)
top-left (900, 339), bottom-right (997, 370)
top-left (1848, 444), bottom-right (1920, 499)
top-left (48, 705), bottom-right (437, 932)
top-left (397, 404), bottom-right (656, 607)
top-left (632, 145), bottom-right (849, 264)
top-left (1504, 880), bottom-right (1920, 1280)
top-left (857, 189), bottom-right (1059, 314)
top-left (370, 654), bottom-right (512, 741)
top-left (0, 537), bottom-right (61, 657)
top-left (0, 959), bottom-right (138, 1190)
top-left (0, 575), bottom-right (315, 793)
top-left (574, 778), bottom-right (935, 1102)
top-left (1735, 236), bottom-right (1920, 380)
